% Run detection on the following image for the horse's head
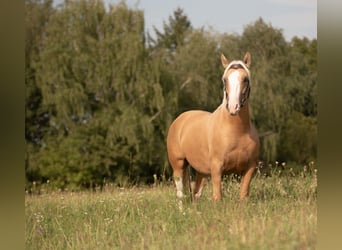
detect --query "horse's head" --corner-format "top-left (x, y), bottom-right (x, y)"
top-left (221, 52), bottom-right (251, 116)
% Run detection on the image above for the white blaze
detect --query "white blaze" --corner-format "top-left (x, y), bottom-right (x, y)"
top-left (227, 70), bottom-right (241, 114)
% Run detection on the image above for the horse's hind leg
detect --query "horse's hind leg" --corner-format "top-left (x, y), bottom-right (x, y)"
top-left (171, 159), bottom-right (188, 199)
top-left (193, 172), bottom-right (207, 202)
top-left (170, 158), bottom-right (190, 210)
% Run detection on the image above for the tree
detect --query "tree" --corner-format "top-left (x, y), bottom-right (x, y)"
top-left (279, 112), bottom-right (317, 163)
top-left (26, 0), bottom-right (164, 188)
top-left (25, 0), bottom-right (54, 145)
top-left (239, 18), bottom-right (290, 162)
top-left (287, 37), bottom-right (317, 117)
top-left (172, 30), bottom-right (221, 112)
top-left (151, 7), bottom-right (192, 51)
top-left (25, 3), bottom-right (317, 189)
top-left (278, 37), bottom-right (317, 162)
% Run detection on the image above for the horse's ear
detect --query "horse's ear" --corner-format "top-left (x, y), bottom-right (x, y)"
top-left (243, 52), bottom-right (251, 68)
top-left (221, 53), bottom-right (229, 68)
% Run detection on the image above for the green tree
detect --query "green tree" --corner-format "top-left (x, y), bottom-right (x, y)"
top-left (25, 3), bottom-right (317, 189)
top-left (239, 18), bottom-right (290, 162)
top-left (26, 0), bottom-right (164, 188)
top-left (278, 37), bottom-right (317, 162)
top-left (25, 0), bottom-right (55, 185)
top-left (279, 112), bottom-right (317, 163)
top-left (151, 7), bottom-right (192, 51)
top-left (172, 30), bottom-right (221, 112)
top-left (25, 0), bottom-right (54, 145)
top-left (287, 37), bottom-right (317, 117)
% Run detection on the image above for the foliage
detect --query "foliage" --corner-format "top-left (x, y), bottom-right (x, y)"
top-left (25, 0), bottom-right (54, 146)
top-left (279, 112), bottom-right (317, 163)
top-left (151, 7), bottom-right (192, 51)
top-left (25, 0), bottom-right (317, 189)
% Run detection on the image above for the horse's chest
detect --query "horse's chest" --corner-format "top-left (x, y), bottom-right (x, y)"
top-left (223, 149), bottom-right (249, 171)
top-left (221, 138), bottom-right (255, 173)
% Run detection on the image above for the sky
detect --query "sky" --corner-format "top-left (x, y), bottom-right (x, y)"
top-left (107, 0), bottom-right (317, 41)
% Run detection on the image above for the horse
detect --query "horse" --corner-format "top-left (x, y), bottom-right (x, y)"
top-left (166, 52), bottom-right (259, 202)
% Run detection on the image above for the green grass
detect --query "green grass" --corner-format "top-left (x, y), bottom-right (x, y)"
top-left (25, 164), bottom-right (317, 249)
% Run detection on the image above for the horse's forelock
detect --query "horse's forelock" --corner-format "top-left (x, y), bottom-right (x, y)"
top-left (224, 60), bottom-right (250, 77)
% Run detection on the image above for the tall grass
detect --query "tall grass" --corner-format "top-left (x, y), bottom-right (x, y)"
top-left (25, 163), bottom-right (317, 249)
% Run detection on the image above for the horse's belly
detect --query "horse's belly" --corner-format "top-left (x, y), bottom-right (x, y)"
top-left (186, 154), bottom-right (211, 174)
top-left (182, 134), bottom-right (211, 174)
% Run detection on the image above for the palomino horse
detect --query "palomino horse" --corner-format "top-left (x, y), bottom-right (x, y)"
top-left (167, 52), bottom-right (259, 202)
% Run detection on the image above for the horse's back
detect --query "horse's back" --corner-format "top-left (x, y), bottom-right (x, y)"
top-left (167, 110), bottom-right (211, 145)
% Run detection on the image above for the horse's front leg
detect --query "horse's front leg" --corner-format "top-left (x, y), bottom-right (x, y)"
top-left (211, 163), bottom-right (223, 201)
top-left (193, 172), bottom-right (207, 202)
top-left (240, 165), bottom-right (256, 201)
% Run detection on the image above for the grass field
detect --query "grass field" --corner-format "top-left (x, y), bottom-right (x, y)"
top-left (25, 163), bottom-right (317, 249)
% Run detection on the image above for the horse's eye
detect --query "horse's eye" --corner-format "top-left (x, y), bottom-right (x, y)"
top-left (244, 77), bottom-right (249, 85)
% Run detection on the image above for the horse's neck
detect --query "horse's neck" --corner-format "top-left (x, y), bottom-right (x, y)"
top-left (219, 103), bottom-right (251, 133)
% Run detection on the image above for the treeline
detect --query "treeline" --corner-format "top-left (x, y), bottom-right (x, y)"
top-left (25, 0), bottom-right (317, 189)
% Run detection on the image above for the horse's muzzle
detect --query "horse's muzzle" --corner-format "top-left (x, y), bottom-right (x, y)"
top-left (227, 103), bottom-right (241, 116)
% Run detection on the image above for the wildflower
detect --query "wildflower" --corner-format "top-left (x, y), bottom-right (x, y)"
top-left (38, 225), bottom-right (46, 237)
top-left (289, 168), bottom-right (295, 177)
